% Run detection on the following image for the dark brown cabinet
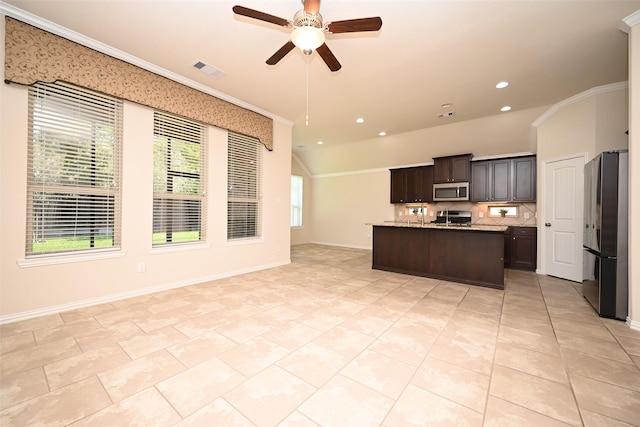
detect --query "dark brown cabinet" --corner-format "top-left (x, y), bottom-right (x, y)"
top-left (433, 154), bottom-right (472, 183)
top-left (470, 156), bottom-right (536, 202)
top-left (373, 225), bottom-right (505, 289)
top-left (504, 226), bottom-right (537, 270)
top-left (389, 166), bottom-right (433, 203)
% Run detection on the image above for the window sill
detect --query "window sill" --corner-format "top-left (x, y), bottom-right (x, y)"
top-left (226, 237), bottom-right (265, 246)
top-left (18, 249), bottom-right (126, 268)
top-left (150, 242), bottom-right (211, 254)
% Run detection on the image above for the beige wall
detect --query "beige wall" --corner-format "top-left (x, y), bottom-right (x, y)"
top-left (311, 170), bottom-right (394, 249)
top-left (0, 80), bottom-right (293, 322)
top-left (290, 155), bottom-right (313, 245)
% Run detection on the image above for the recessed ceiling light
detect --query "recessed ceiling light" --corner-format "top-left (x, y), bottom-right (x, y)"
top-left (437, 111), bottom-right (456, 118)
top-left (317, 140), bottom-right (324, 145)
top-left (500, 106), bottom-right (512, 112)
top-left (193, 61), bottom-right (226, 79)
top-left (441, 103), bottom-right (452, 108)
top-left (496, 81), bottom-right (509, 89)
top-left (379, 131), bottom-right (387, 136)
top-left (356, 117), bottom-right (365, 123)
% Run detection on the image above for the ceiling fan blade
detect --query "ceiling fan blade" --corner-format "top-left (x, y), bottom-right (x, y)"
top-left (303, 0), bottom-right (321, 15)
top-left (316, 43), bottom-right (341, 72)
top-left (232, 5), bottom-right (291, 27)
top-left (266, 41), bottom-right (296, 65)
top-left (327, 17), bottom-right (382, 33)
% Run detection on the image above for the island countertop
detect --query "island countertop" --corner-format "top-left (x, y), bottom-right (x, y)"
top-left (367, 221), bottom-right (508, 232)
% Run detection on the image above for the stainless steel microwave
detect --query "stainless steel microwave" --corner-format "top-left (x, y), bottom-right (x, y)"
top-left (433, 182), bottom-right (469, 201)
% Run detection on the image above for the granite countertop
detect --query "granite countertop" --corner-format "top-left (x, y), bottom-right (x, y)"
top-left (367, 221), bottom-right (509, 232)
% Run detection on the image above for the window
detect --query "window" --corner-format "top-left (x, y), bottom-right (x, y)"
top-left (291, 175), bottom-right (303, 227)
top-left (153, 111), bottom-right (207, 246)
top-left (228, 132), bottom-right (262, 240)
top-left (489, 205), bottom-right (518, 217)
top-left (26, 82), bottom-right (123, 256)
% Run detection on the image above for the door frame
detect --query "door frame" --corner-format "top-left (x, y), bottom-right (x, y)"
top-left (539, 152), bottom-right (589, 279)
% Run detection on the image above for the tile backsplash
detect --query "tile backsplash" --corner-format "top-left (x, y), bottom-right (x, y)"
top-left (395, 202), bottom-right (537, 227)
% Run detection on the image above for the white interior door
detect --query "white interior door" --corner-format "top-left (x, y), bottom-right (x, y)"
top-left (543, 155), bottom-right (585, 282)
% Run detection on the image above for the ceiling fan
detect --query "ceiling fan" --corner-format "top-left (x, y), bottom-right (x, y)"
top-left (232, 0), bottom-right (382, 72)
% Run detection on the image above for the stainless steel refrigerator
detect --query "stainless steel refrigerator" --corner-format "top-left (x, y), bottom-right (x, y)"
top-left (583, 150), bottom-right (628, 320)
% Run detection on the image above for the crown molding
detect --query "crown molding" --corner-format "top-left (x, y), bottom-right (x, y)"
top-left (0, 1), bottom-right (293, 127)
top-left (531, 81), bottom-right (629, 128)
top-left (619, 9), bottom-right (640, 33)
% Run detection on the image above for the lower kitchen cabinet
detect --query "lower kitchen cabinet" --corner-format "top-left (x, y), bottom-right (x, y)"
top-left (504, 226), bottom-right (537, 270)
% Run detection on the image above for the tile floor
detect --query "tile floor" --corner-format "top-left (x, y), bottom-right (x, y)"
top-left (1, 244), bottom-right (640, 426)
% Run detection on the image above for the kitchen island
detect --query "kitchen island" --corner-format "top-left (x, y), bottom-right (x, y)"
top-left (369, 222), bottom-right (508, 289)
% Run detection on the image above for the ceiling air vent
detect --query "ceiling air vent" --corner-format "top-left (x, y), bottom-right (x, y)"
top-left (437, 111), bottom-right (456, 119)
top-left (193, 61), bottom-right (226, 79)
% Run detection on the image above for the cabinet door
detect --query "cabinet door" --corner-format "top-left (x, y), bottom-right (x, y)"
top-left (405, 167), bottom-right (422, 203)
top-left (433, 158), bottom-right (451, 183)
top-left (470, 161), bottom-right (490, 202)
top-left (510, 227), bottom-right (537, 270)
top-left (390, 169), bottom-right (406, 203)
top-left (451, 156), bottom-right (471, 182)
top-left (421, 166), bottom-right (434, 203)
top-left (512, 156), bottom-right (536, 201)
top-left (491, 159), bottom-right (511, 201)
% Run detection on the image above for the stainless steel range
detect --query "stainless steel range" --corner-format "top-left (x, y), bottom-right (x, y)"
top-left (432, 210), bottom-right (472, 225)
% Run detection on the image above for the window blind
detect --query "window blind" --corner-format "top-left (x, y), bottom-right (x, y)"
top-left (153, 111), bottom-right (207, 246)
top-left (291, 175), bottom-right (303, 227)
top-left (26, 82), bottom-right (123, 256)
top-left (228, 132), bottom-right (262, 240)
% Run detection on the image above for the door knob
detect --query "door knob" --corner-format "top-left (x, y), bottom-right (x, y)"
top-left (545, 223), bottom-right (551, 227)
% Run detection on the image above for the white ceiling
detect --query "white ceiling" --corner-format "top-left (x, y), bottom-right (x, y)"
top-left (3, 1), bottom-right (638, 159)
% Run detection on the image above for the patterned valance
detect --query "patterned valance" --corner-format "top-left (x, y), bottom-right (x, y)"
top-left (4, 17), bottom-right (273, 150)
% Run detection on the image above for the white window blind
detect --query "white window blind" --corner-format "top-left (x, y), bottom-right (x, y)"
top-left (153, 111), bottom-right (207, 246)
top-left (291, 175), bottom-right (303, 227)
top-left (228, 132), bottom-right (262, 240)
top-left (26, 82), bottom-right (123, 256)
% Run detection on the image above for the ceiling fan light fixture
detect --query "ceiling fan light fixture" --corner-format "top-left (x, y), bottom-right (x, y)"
top-left (291, 26), bottom-right (325, 54)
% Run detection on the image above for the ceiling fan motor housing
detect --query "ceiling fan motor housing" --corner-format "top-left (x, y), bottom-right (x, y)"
top-left (293, 10), bottom-right (323, 28)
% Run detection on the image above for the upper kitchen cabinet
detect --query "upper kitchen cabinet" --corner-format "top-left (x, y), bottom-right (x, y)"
top-left (433, 154), bottom-right (473, 183)
top-left (470, 159), bottom-right (511, 202)
top-left (470, 155), bottom-right (536, 202)
top-left (512, 156), bottom-right (536, 202)
top-left (390, 166), bottom-right (433, 203)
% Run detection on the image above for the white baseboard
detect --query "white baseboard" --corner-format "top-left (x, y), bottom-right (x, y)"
top-left (627, 317), bottom-right (640, 332)
top-left (0, 260), bottom-right (290, 325)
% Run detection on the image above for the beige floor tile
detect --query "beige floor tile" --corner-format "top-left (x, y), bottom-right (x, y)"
top-left (428, 334), bottom-right (495, 376)
top-left (167, 330), bottom-right (237, 367)
top-left (225, 365), bottom-right (316, 427)
top-left (571, 375), bottom-right (640, 426)
top-left (0, 332), bottom-right (34, 356)
top-left (0, 336), bottom-right (80, 375)
top-left (617, 334), bottom-right (640, 357)
top-left (299, 374), bottom-right (394, 427)
top-left (424, 283), bottom-right (469, 304)
top-left (384, 383), bottom-right (483, 427)
top-left (98, 349), bottom-right (186, 402)
top-left (133, 307), bottom-right (191, 333)
top-left (33, 318), bottom-right (106, 343)
top-left (500, 311), bottom-right (555, 336)
top-left (339, 312), bottom-right (394, 338)
top-left (156, 357), bottom-right (246, 417)
top-left (0, 376), bottom-right (111, 426)
top-left (484, 396), bottom-right (575, 427)
top-left (218, 317), bottom-right (274, 343)
top-left (74, 321), bottom-right (142, 352)
top-left (218, 336), bottom-right (290, 377)
top-left (277, 410), bottom-right (320, 426)
top-left (340, 349), bottom-right (417, 399)
top-left (59, 304), bottom-right (116, 325)
top-left (494, 342), bottom-right (569, 384)
top-left (489, 365), bottom-right (581, 426)
top-left (580, 408), bottom-right (638, 427)
top-left (0, 314), bottom-right (63, 337)
top-left (117, 325), bottom-right (188, 359)
top-left (501, 303), bottom-right (550, 321)
top-left (413, 356), bottom-right (489, 412)
top-left (0, 367), bottom-right (49, 410)
top-left (261, 321), bottom-right (322, 350)
top-left (312, 325), bottom-right (374, 359)
top-left (369, 324), bottom-right (437, 367)
top-left (497, 324), bottom-right (561, 356)
top-left (71, 387), bottom-right (181, 426)
top-left (277, 342), bottom-right (349, 387)
top-left (438, 320), bottom-right (498, 351)
top-left (551, 317), bottom-right (617, 341)
top-left (555, 330), bottom-right (633, 364)
top-left (562, 348), bottom-right (640, 392)
top-left (44, 344), bottom-right (131, 390)
top-left (175, 398), bottom-right (254, 427)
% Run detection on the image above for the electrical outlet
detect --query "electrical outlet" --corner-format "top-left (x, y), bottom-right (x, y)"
top-left (479, 212), bottom-right (484, 218)
top-left (137, 262), bottom-right (145, 273)
top-left (524, 212), bottom-right (530, 219)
